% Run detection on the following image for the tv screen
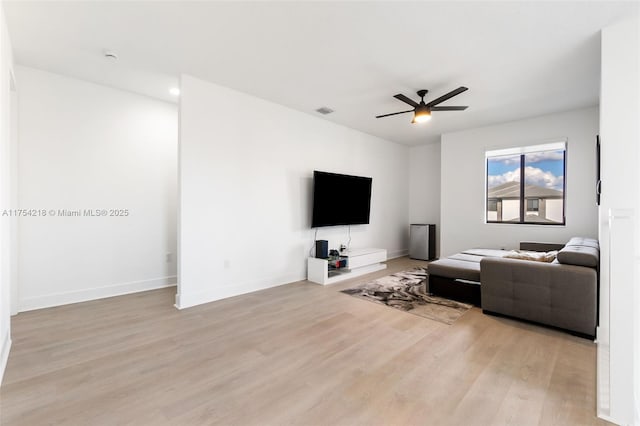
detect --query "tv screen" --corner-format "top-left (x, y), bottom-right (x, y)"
top-left (311, 171), bottom-right (372, 228)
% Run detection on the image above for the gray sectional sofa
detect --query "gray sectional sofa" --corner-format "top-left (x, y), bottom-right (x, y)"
top-left (428, 237), bottom-right (599, 339)
top-left (481, 237), bottom-right (598, 339)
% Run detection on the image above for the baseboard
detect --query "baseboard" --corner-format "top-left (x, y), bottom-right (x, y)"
top-left (176, 271), bottom-right (305, 310)
top-left (0, 329), bottom-right (11, 387)
top-left (176, 251), bottom-right (413, 309)
top-left (19, 276), bottom-right (177, 312)
top-left (387, 249), bottom-right (409, 259)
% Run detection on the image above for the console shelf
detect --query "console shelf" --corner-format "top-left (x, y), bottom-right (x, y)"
top-left (307, 248), bottom-right (387, 285)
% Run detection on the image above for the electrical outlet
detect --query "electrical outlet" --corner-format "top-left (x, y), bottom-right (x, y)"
top-left (166, 253), bottom-right (173, 263)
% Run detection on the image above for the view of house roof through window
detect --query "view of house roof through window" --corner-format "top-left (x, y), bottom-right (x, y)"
top-left (486, 142), bottom-right (566, 225)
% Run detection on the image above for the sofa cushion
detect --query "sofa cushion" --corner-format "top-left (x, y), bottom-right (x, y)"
top-left (449, 253), bottom-right (486, 263)
top-left (557, 245), bottom-right (599, 267)
top-left (428, 258), bottom-right (481, 282)
top-left (565, 237), bottom-right (600, 251)
top-left (461, 248), bottom-right (510, 258)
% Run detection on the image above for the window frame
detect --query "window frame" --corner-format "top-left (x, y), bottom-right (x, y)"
top-left (485, 141), bottom-right (566, 226)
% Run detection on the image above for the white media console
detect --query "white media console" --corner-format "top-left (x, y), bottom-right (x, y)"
top-left (307, 248), bottom-right (387, 285)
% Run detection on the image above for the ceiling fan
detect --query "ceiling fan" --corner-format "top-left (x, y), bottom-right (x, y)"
top-left (376, 86), bottom-right (469, 123)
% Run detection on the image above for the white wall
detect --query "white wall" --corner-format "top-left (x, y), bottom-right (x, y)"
top-left (597, 16), bottom-right (639, 426)
top-left (408, 142), bottom-right (441, 257)
top-left (16, 66), bottom-right (178, 311)
top-left (178, 74), bottom-right (409, 309)
top-left (440, 107), bottom-right (599, 257)
top-left (8, 73), bottom-right (17, 317)
top-left (0, 3), bottom-right (14, 386)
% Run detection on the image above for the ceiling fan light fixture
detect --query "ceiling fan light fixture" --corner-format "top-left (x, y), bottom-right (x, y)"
top-left (412, 108), bottom-right (431, 124)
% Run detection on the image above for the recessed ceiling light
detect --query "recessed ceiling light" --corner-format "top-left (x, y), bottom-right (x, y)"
top-left (169, 87), bottom-right (180, 96)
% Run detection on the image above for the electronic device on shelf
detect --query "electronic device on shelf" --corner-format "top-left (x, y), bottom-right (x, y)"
top-left (328, 257), bottom-right (347, 269)
top-left (315, 240), bottom-right (329, 258)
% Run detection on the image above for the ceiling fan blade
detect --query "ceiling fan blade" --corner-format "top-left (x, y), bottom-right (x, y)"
top-left (375, 110), bottom-right (414, 118)
top-left (393, 94), bottom-right (419, 107)
top-left (426, 86), bottom-right (469, 107)
top-left (430, 106), bottom-right (468, 111)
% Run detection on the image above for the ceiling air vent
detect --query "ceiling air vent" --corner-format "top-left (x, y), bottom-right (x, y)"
top-left (315, 107), bottom-right (334, 115)
top-left (103, 50), bottom-right (118, 61)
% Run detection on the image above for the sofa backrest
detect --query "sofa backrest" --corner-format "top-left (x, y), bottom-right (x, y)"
top-left (519, 241), bottom-right (565, 252)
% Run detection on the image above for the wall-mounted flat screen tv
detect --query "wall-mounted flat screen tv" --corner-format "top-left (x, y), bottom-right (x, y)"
top-left (311, 171), bottom-right (372, 228)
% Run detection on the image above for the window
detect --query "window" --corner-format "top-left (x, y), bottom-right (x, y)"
top-left (486, 142), bottom-right (566, 225)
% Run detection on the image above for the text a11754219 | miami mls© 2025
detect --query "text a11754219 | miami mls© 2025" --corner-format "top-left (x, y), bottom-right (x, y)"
top-left (0, 209), bottom-right (130, 217)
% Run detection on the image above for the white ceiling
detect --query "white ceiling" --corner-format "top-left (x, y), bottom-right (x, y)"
top-left (4, 1), bottom-right (638, 146)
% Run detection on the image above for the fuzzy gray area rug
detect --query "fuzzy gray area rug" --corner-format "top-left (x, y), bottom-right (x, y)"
top-left (341, 267), bottom-right (472, 325)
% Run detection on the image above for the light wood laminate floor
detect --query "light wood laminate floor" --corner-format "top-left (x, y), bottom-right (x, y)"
top-left (1, 257), bottom-right (607, 425)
